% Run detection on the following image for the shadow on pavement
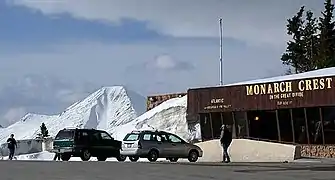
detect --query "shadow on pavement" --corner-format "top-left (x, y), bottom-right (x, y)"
top-left (140, 161), bottom-right (335, 172)
top-left (234, 165), bottom-right (335, 173)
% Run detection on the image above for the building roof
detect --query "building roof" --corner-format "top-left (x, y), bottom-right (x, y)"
top-left (224, 67), bottom-right (335, 87)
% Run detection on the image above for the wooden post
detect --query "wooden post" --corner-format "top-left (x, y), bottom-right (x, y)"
top-left (244, 111), bottom-right (249, 137)
top-left (275, 110), bottom-right (281, 141)
top-left (303, 108), bottom-right (310, 144)
top-left (289, 109), bottom-right (295, 143)
top-left (198, 114), bottom-right (204, 142)
top-left (209, 113), bottom-right (214, 140)
top-left (231, 112), bottom-right (237, 138)
top-left (319, 107), bottom-right (325, 145)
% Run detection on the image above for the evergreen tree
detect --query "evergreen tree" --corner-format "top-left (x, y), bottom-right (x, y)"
top-left (281, 6), bottom-right (306, 73)
top-left (301, 10), bottom-right (319, 71)
top-left (40, 123), bottom-right (49, 138)
top-left (318, 0), bottom-right (335, 68)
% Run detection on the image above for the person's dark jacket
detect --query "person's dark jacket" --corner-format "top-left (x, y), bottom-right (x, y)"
top-left (220, 127), bottom-right (232, 146)
top-left (7, 138), bottom-right (17, 149)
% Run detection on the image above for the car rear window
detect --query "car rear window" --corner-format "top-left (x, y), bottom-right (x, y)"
top-left (55, 130), bottom-right (75, 140)
top-left (123, 133), bottom-right (139, 141)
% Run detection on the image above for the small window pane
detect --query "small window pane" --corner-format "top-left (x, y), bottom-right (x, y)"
top-left (168, 134), bottom-right (182, 143)
top-left (101, 132), bottom-right (112, 140)
top-left (124, 134), bottom-right (139, 141)
top-left (143, 134), bottom-right (151, 141)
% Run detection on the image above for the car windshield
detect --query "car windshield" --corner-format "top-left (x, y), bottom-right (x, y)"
top-left (55, 130), bottom-right (75, 140)
top-left (123, 133), bottom-right (140, 141)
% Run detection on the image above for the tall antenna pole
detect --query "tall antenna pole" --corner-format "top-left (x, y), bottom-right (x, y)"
top-left (219, 18), bottom-right (223, 86)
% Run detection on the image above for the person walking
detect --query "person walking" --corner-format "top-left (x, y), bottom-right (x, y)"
top-left (220, 125), bottom-right (232, 163)
top-left (7, 134), bottom-right (17, 160)
top-left (53, 153), bottom-right (61, 161)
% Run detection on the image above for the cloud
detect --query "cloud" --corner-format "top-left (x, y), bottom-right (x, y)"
top-left (8, 0), bottom-right (324, 48)
top-left (144, 54), bottom-right (194, 71)
top-left (0, 38), bottom-right (286, 95)
top-left (3, 107), bottom-right (27, 126)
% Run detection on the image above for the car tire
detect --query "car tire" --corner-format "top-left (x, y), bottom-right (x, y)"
top-left (129, 156), bottom-right (139, 162)
top-left (80, 149), bottom-right (91, 161)
top-left (61, 153), bottom-right (71, 161)
top-left (147, 150), bottom-right (158, 162)
top-left (116, 155), bottom-right (126, 162)
top-left (169, 157), bottom-right (178, 162)
top-left (188, 150), bottom-right (199, 162)
top-left (97, 156), bottom-right (107, 161)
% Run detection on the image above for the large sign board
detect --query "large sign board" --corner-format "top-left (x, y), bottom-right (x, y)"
top-left (245, 77), bottom-right (332, 107)
top-left (187, 76), bottom-right (335, 114)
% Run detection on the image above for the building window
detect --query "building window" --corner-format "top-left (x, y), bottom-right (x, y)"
top-left (278, 109), bottom-right (293, 143)
top-left (234, 111), bottom-right (247, 138)
top-left (210, 112), bottom-right (222, 139)
top-left (321, 106), bottom-right (335, 144)
top-left (248, 110), bottom-right (278, 141)
top-left (292, 108), bottom-right (308, 144)
top-left (199, 113), bottom-right (212, 141)
top-left (306, 107), bottom-right (323, 144)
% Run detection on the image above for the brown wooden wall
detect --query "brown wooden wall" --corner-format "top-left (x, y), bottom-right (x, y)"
top-left (187, 75), bottom-right (335, 120)
top-left (147, 92), bottom-right (187, 111)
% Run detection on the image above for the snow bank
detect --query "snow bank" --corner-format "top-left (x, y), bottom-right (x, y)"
top-left (0, 139), bottom-right (43, 156)
top-left (4, 151), bottom-right (170, 162)
top-left (111, 96), bottom-right (196, 141)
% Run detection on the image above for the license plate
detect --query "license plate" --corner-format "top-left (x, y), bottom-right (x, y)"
top-left (127, 144), bottom-right (132, 148)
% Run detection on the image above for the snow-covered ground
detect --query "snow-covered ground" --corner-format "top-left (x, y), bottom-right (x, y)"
top-left (2, 151), bottom-right (172, 162)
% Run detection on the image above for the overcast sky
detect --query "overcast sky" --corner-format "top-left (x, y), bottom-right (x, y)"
top-left (0, 0), bottom-right (325, 96)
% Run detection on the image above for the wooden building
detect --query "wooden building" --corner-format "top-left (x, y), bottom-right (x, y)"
top-left (187, 68), bottom-right (335, 149)
top-left (147, 92), bottom-right (187, 111)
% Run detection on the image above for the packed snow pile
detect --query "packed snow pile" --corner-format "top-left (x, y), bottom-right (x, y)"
top-left (2, 151), bottom-right (170, 162)
top-left (0, 86), bottom-right (138, 143)
top-left (111, 95), bottom-right (200, 142)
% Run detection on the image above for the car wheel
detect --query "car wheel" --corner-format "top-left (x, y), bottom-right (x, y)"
top-left (169, 157), bottom-right (178, 162)
top-left (97, 156), bottom-right (107, 161)
top-left (188, 150), bottom-right (199, 162)
top-left (80, 150), bottom-right (91, 161)
top-left (61, 153), bottom-right (71, 161)
top-left (147, 150), bottom-right (158, 162)
top-left (129, 156), bottom-right (139, 162)
top-left (116, 155), bottom-right (126, 162)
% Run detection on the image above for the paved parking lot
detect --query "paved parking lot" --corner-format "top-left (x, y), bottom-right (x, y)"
top-left (1, 160), bottom-right (335, 180)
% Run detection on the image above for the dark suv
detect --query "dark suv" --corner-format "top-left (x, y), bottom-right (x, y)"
top-left (52, 128), bottom-right (126, 161)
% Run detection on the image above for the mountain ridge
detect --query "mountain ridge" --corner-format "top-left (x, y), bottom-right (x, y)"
top-left (0, 86), bottom-right (141, 142)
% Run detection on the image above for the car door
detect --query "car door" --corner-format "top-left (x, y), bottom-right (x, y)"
top-left (153, 132), bottom-right (172, 157)
top-left (89, 131), bottom-right (103, 156)
top-left (157, 133), bottom-right (175, 157)
top-left (99, 131), bottom-right (119, 156)
top-left (166, 133), bottom-right (188, 157)
top-left (76, 130), bottom-right (90, 149)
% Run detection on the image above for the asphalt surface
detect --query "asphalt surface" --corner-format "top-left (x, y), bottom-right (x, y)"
top-left (1, 160), bottom-right (335, 180)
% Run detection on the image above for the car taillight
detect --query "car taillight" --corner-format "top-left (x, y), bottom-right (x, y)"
top-left (138, 142), bottom-right (142, 149)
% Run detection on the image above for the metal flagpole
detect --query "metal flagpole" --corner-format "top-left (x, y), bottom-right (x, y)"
top-left (219, 18), bottom-right (223, 86)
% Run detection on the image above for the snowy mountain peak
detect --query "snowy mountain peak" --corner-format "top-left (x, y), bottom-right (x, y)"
top-left (0, 85), bottom-right (140, 142)
top-left (20, 113), bottom-right (35, 122)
